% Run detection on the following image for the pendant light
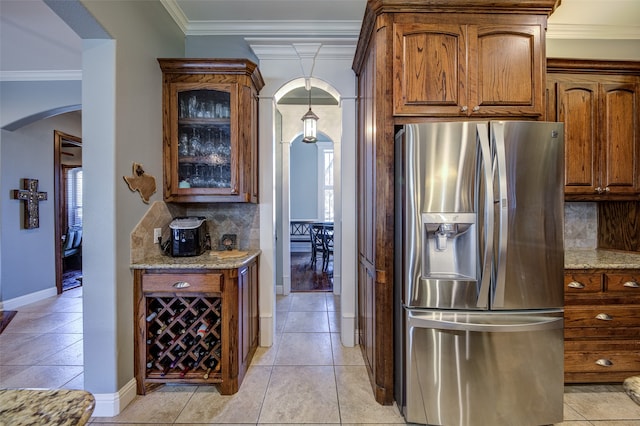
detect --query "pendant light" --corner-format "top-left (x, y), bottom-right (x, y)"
top-left (301, 88), bottom-right (319, 143)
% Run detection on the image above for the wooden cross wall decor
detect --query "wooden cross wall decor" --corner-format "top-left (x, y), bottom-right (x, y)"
top-left (12, 178), bottom-right (48, 229)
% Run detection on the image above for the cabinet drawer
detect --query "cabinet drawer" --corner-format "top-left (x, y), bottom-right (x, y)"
top-left (565, 305), bottom-right (640, 328)
top-left (606, 273), bottom-right (640, 293)
top-left (142, 273), bottom-right (222, 293)
top-left (564, 273), bottom-right (602, 293)
top-left (565, 340), bottom-right (640, 374)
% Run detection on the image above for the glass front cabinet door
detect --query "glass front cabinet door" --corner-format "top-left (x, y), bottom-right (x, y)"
top-left (158, 59), bottom-right (264, 202)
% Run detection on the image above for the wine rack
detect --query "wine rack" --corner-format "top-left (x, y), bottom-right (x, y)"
top-left (134, 261), bottom-right (259, 395)
top-left (145, 296), bottom-right (223, 382)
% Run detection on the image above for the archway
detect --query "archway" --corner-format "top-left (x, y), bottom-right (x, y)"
top-left (274, 78), bottom-right (342, 298)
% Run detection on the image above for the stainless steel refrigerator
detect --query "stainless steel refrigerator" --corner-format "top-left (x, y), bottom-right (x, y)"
top-left (394, 121), bottom-right (565, 426)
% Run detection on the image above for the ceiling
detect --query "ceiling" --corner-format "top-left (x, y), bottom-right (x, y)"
top-left (1, 0), bottom-right (639, 81)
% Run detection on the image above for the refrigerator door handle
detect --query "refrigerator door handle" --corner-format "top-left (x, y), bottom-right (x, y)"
top-left (476, 123), bottom-right (493, 309)
top-left (407, 311), bottom-right (564, 333)
top-left (491, 122), bottom-right (509, 308)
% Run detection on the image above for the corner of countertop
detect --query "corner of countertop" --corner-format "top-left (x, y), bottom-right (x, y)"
top-left (565, 247), bottom-right (640, 269)
top-left (130, 248), bottom-right (261, 270)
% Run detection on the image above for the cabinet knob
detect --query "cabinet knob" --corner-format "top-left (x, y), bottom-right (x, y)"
top-left (595, 358), bottom-right (613, 367)
top-left (624, 281), bottom-right (640, 288)
top-left (595, 313), bottom-right (613, 321)
top-left (472, 106), bottom-right (480, 112)
top-left (173, 281), bottom-right (191, 289)
top-left (604, 187), bottom-right (610, 192)
top-left (568, 281), bottom-right (585, 289)
top-left (460, 106), bottom-right (468, 112)
top-left (595, 187), bottom-right (602, 193)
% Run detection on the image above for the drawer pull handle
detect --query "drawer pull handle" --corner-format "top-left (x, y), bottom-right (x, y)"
top-left (595, 313), bottom-right (612, 321)
top-left (173, 281), bottom-right (191, 289)
top-left (623, 281), bottom-right (639, 288)
top-left (595, 359), bottom-right (613, 367)
top-left (568, 281), bottom-right (585, 289)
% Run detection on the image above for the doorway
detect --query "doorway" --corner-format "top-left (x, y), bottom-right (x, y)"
top-left (275, 80), bottom-right (341, 296)
top-left (54, 130), bottom-right (83, 294)
top-left (289, 137), bottom-right (335, 292)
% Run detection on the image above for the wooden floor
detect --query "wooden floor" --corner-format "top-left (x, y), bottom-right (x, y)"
top-left (291, 251), bottom-right (333, 292)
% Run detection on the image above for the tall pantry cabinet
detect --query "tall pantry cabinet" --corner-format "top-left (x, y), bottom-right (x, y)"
top-left (352, 0), bottom-right (560, 405)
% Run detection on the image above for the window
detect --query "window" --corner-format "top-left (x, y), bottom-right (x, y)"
top-left (66, 167), bottom-right (83, 228)
top-left (317, 143), bottom-right (334, 221)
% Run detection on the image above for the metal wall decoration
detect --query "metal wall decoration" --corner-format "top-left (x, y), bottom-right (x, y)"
top-left (12, 178), bottom-right (48, 229)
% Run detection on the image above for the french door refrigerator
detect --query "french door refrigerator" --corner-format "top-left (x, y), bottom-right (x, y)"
top-left (394, 121), bottom-right (565, 426)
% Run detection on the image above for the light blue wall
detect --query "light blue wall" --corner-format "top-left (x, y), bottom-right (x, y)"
top-left (290, 137), bottom-right (319, 220)
top-left (0, 113), bottom-right (80, 301)
top-left (185, 35), bottom-right (259, 63)
top-left (78, 0), bottom-right (184, 399)
top-left (0, 80), bottom-right (81, 129)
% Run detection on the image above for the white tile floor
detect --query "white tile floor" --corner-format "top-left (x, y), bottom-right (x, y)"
top-left (1, 287), bottom-right (640, 425)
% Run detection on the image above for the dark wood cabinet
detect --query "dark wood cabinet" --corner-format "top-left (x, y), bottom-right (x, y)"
top-left (564, 269), bottom-right (640, 383)
top-left (352, 0), bottom-right (559, 405)
top-left (394, 17), bottom-right (545, 117)
top-left (547, 59), bottom-right (640, 199)
top-left (158, 59), bottom-right (264, 203)
top-left (133, 257), bottom-right (259, 395)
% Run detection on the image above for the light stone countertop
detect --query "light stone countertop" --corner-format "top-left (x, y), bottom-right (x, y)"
top-left (565, 248), bottom-right (640, 270)
top-left (0, 389), bottom-right (95, 425)
top-left (130, 248), bottom-right (261, 270)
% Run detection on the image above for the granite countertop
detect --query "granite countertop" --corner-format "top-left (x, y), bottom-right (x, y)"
top-left (565, 248), bottom-right (640, 270)
top-left (0, 389), bottom-right (95, 425)
top-left (131, 248), bottom-right (261, 270)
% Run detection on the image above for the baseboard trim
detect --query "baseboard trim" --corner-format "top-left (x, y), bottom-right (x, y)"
top-left (91, 378), bottom-right (137, 418)
top-left (0, 287), bottom-right (57, 311)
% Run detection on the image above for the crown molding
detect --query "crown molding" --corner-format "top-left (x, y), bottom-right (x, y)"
top-left (246, 38), bottom-right (357, 61)
top-left (159, 0), bottom-right (189, 33)
top-left (0, 70), bottom-right (82, 82)
top-left (185, 20), bottom-right (362, 37)
top-left (547, 23), bottom-right (640, 40)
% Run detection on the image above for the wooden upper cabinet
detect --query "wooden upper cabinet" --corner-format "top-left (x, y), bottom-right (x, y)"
top-left (158, 59), bottom-right (264, 203)
top-left (393, 23), bottom-right (467, 115)
top-left (473, 24), bottom-right (542, 116)
top-left (393, 16), bottom-right (544, 117)
top-left (600, 82), bottom-right (640, 194)
top-left (547, 59), bottom-right (640, 199)
top-left (557, 82), bottom-right (599, 193)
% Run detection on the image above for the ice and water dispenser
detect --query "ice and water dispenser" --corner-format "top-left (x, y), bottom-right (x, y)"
top-left (422, 212), bottom-right (476, 281)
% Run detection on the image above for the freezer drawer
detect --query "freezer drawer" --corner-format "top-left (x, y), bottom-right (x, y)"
top-left (405, 310), bottom-right (564, 426)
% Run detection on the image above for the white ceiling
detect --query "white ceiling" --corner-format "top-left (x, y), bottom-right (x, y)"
top-left (1, 0), bottom-right (639, 81)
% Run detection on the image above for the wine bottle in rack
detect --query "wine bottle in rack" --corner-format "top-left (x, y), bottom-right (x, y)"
top-left (182, 310), bottom-right (196, 325)
top-left (146, 356), bottom-right (157, 371)
top-left (182, 334), bottom-right (195, 347)
top-left (192, 348), bottom-right (206, 369)
top-left (169, 350), bottom-right (185, 369)
top-left (160, 359), bottom-right (171, 377)
top-left (179, 361), bottom-right (192, 378)
top-left (156, 323), bottom-right (168, 335)
top-left (202, 334), bottom-right (215, 350)
top-left (202, 353), bottom-right (221, 379)
top-left (194, 320), bottom-right (208, 342)
top-left (146, 310), bottom-right (159, 322)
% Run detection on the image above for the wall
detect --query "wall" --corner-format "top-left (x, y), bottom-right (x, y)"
top-left (290, 138), bottom-right (320, 220)
top-left (547, 39), bottom-right (640, 61)
top-left (59, 0), bottom-right (183, 414)
top-left (0, 112), bottom-right (81, 305)
top-left (0, 80), bottom-right (81, 129)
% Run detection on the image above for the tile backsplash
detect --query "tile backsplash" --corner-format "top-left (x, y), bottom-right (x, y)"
top-left (564, 202), bottom-right (597, 249)
top-left (131, 202), bottom-right (260, 262)
top-left (186, 203), bottom-right (260, 250)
